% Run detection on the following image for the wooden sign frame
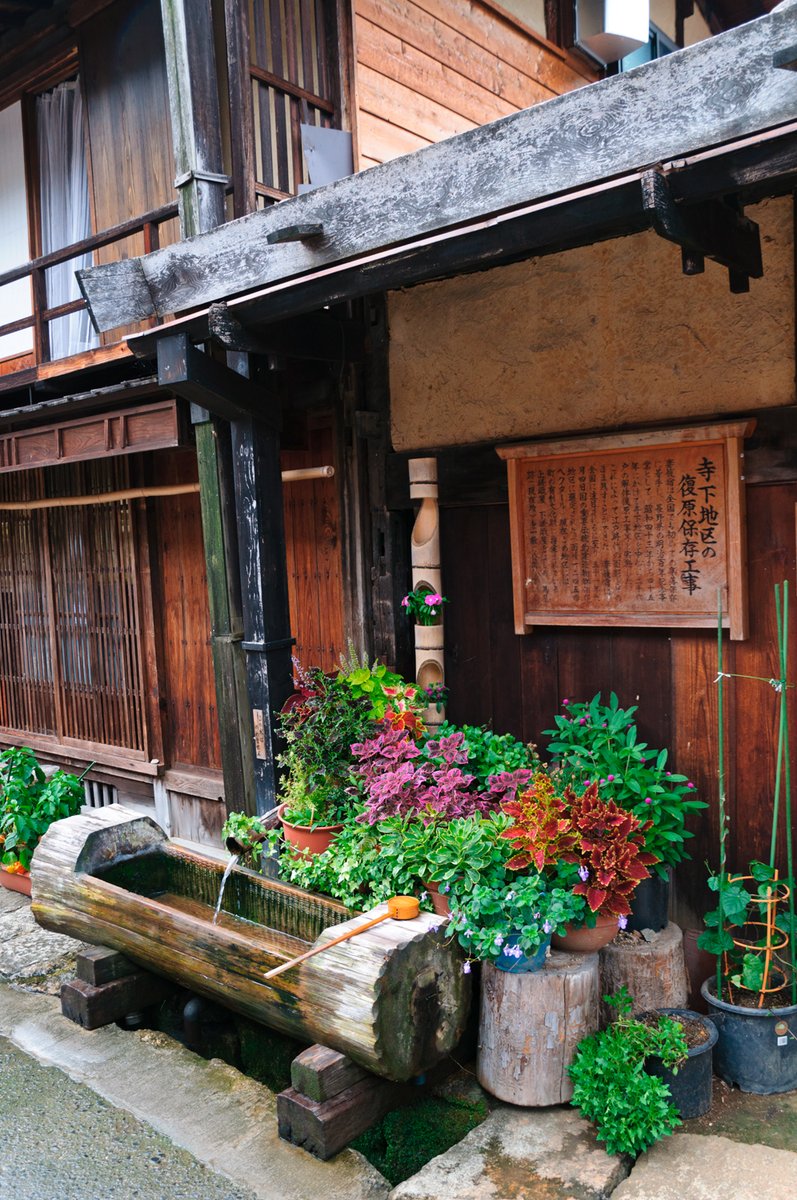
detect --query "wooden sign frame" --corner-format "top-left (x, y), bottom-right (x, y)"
top-left (497, 421), bottom-right (754, 640)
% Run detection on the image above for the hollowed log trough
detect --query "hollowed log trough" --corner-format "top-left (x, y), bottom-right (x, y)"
top-left (31, 807), bottom-right (470, 1081)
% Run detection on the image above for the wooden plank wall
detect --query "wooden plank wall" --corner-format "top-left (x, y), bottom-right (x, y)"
top-left (148, 448), bottom-right (222, 771)
top-left (439, 465), bottom-right (797, 927)
top-left (353, 0), bottom-right (595, 168)
top-left (281, 418), bottom-right (345, 673)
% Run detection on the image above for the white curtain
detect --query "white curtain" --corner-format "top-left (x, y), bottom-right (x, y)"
top-left (37, 79), bottom-right (97, 360)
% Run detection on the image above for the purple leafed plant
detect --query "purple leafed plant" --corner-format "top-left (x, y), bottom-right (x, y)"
top-left (352, 728), bottom-right (502, 823)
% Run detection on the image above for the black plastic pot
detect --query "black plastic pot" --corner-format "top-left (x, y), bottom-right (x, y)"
top-left (627, 872), bottom-right (670, 933)
top-left (701, 978), bottom-right (797, 1094)
top-left (646, 1008), bottom-right (717, 1119)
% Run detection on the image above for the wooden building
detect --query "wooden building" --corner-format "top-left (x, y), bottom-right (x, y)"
top-left (0, 0), bottom-right (775, 866)
top-left (79, 1), bottom-right (797, 927)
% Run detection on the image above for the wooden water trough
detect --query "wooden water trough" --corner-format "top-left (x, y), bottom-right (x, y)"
top-left (31, 807), bottom-right (470, 1081)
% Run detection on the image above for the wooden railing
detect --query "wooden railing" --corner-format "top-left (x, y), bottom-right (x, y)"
top-left (0, 200), bottom-right (179, 365)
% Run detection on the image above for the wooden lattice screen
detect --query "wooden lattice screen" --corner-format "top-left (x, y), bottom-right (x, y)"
top-left (0, 460), bottom-right (148, 755)
top-left (249, 0), bottom-right (337, 202)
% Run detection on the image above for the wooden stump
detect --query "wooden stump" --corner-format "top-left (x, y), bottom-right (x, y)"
top-left (599, 922), bottom-right (688, 1025)
top-left (477, 951), bottom-right (600, 1106)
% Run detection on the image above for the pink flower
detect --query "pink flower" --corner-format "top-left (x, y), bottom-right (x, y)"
top-left (687, 781), bottom-right (695, 789)
top-left (579, 717), bottom-right (587, 725)
top-left (607, 774), bottom-right (615, 781)
top-left (644, 797), bottom-right (652, 805)
top-left (562, 698), bottom-right (570, 706)
top-left (424, 593), bottom-right (443, 606)
top-left (401, 596), bottom-right (410, 607)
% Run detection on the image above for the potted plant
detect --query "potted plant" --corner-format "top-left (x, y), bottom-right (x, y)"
top-left (544, 693), bottom-right (706, 931)
top-left (568, 987), bottom-right (692, 1156)
top-left (1, 747), bottom-right (84, 895)
top-left (698, 583), bottom-right (797, 1094)
top-left (500, 773), bottom-right (658, 951)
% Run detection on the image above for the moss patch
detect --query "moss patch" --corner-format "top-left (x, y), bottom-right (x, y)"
top-left (237, 1018), bottom-right (306, 1093)
top-left (351, 1093), bottom-right (488, 1185)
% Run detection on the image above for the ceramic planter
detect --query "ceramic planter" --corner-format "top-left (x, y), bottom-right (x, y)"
top-left (423, 880), bottom-right (451, 917)
top-left (277, 804), bottom-right (343, 857)
top-left (0, 865), bottom-right (32, 897)
top-left (646, 1008), bottom-right (717, 1119)
top-left (551, 912), bottom-right (619, 952)
top-left (493, 933), bottom-right (551, 974)
top-left (701, 977), bottom-right (797, 1094)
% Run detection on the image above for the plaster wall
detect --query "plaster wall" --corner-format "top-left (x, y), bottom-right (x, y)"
top-left (387, 197), bottom-right (793, 452)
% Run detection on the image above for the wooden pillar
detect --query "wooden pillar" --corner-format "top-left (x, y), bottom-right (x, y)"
top-left (194, 417), bottom-right (256, 815)
top-left (229, 370), bottom-right (294, 814)
top-left (409, 457), bottom-right (445, 728)
top-left (160, 0), bottom-right (227, 237)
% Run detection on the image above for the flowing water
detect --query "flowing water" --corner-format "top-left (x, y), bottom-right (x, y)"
top-left (212, 854), bottom-right (239, 924)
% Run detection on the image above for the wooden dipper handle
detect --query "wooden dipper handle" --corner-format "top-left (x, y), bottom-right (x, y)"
top-left (264, 896), bottom-right (420, 980)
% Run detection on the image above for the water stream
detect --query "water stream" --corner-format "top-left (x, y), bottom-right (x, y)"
top-left (212, 854), bottom-right (239, 924)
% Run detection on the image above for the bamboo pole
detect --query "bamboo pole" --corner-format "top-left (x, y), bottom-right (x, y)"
top-left (717, 589), bottom-right (727, 1001)
top-left (0, 467), bottom-right (335, 511)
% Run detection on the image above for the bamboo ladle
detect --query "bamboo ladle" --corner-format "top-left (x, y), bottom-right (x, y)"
top-left (264, 895), bottom-right (420, 980)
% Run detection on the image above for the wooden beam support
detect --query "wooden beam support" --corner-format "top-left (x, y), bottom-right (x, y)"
top-left (266, 223), bottom-right (325, 245)
top-left (79, 5), bottom-right (797, 332)
top-left (61, 970), bottom-right (175, 1031)
top-left (156, 333), bottom-right (278, 427)
top-left (228, 355), bottom-right (294, 816)
top-left (208, 303), bottom-right (365, 362)
top-left (159, 0), bottom-right (226, 237)
top-left (195, 416), bottom-right (257, 817)
top-left (641, 169), bottom-right (763, 289)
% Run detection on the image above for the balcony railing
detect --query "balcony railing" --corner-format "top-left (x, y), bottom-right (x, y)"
top-left (0, 200), bottom-right (179, 368)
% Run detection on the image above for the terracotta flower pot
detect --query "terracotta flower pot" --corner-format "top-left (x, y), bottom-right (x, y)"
top-left (277, 803), bottom-right (343, 857)
top-left (0, 865), bottom-right (32, 897)
top-left (423, 880), bottom-right (451, 917)
top-left (551, 911), bottom-right (619, 952)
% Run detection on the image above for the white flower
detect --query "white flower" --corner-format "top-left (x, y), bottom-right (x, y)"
top-left (463, 961), bottom-right (472, 974)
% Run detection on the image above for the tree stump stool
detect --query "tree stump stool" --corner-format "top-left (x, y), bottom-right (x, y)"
top-left (477, 950), bottom-right (600, 1105)
top-left (599, 922), bottom-right (688, 1025)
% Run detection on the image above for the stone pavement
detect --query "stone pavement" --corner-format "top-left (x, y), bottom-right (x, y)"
top-left (3, 885), bottom-right (797, 1200)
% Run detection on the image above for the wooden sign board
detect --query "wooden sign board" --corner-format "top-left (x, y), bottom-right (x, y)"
top-left (497, 422), bottom-right (753, 640)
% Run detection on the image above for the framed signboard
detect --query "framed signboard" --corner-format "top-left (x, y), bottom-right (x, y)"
top-left (497, 421), bottom-right (753, 640)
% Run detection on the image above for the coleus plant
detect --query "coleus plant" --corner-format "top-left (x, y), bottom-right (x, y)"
top-left (501, 777), bottom-right (658, 918)
top-left (352, 727), bottom-right (531, 824)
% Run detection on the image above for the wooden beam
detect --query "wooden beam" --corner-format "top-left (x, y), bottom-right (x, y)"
top-left (156, 333), bottom-right (278, 426)
top-left (641, 169), bottom-right (763, 288)
top-left (78, 5), bottom-right (797, 332)
top-left (159, 0), bottom-right (226, 237)
top-left (208, 303), bottom-right (365, 361)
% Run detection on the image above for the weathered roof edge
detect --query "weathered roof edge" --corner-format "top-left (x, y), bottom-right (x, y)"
top-left (79, 2), bottom-right (797, 335)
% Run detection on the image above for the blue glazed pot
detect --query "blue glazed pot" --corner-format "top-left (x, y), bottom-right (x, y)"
top-left (494, 933), bottom-right (551, 974)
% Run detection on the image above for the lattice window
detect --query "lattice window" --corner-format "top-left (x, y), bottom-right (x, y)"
top-left (248, 0), bottom-right (338, 203)
top-left (0, 459), bottom-right (149, 755)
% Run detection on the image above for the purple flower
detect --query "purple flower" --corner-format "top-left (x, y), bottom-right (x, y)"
top-left (617, 915), bottom-right (628, 930)
top-left (463, 961), bottom-right (472, 975)
top-left (465, 929), bottom-right (474, 938)
top-left (441, 883), bottom-right (450, 894)
top-left (428, 921), bottom-right (442, 933)
top-left (600, 778), bottom-right (606, 786)
top-left (578, 865), bottom-right (589, 882)
top-left (419, 890), bottom-right (428, 902)
top-left (579, 717), bottom-right (587, 725)
top-left (494, 934), bottom-right (504, 947)
top-left (543, 920), bottom-right (552, 934)
top-left (607, 774), bottom-right (615, 781)
top-left (644, 797), bottom-right (652, 805)
top-left (687, 781), bottom-right (695, 789)
top-left (562, 698), bottom-right (570, 706)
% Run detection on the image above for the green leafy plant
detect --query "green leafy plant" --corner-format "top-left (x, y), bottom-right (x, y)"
top-left (0, 747), bottom-right (84, 872)
top-left (337, 645), bottom-right (424, 724)
top-left (437, 722), bottom-right (534, 789)
top-left (568, 988), bottom-right (688, 1157)
top-left (448, 860), bottom-right (586, 964)
top-left (544, 692), bottom-right (706, 878)
top-left (699, 861), bottom-right (792, 998)
top-left (221, 811), bottom-right (268, 868)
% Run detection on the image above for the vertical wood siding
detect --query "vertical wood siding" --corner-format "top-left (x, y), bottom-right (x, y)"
top-left (354, 0), bottom-right (594, 167)
top-left (441, 481), bottom-right (797, 925)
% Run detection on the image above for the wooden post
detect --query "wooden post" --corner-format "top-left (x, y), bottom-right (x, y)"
top-left (477, 952), bottom-right (600, 1105)
top-left (229, 370), bottom-right (294, 815)
top-left (195, 416), bottom-right (257, 816)
top-left (409, 457), bottom-right (445, 728)
top-left (159, 0), bottom-right (227, 238)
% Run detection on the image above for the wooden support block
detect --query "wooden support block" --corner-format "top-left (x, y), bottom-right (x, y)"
top-left (599, 922), bottom-right (688, 1026)
top-left (61, 971), bottom-right (175, 1031)
top-left (277, 1075), bottom-right (415, 1160)
top-left (290, 1045), bottom-right (370, 1103)
top-left (77, 946), bottom-right (137, 987)
top-left (477, 951), bottom-right (600, 1106)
